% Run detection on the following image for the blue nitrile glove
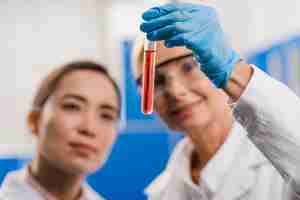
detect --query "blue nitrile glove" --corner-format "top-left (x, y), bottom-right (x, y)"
top-left (140, 3), bottom-right (240, 88)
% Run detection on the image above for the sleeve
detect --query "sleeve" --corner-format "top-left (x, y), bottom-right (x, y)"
top-left (233, 65), bottom-right (300, 196)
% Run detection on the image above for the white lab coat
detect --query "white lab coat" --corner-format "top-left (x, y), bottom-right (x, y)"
top-left (0, 167), bottom-right (105, 200)
top-left (145, 121), bottom-right (286, 200)
top-left (145, 64), bottom-right (300, 200)
top-left (233, 65), bottom-right (300, 199)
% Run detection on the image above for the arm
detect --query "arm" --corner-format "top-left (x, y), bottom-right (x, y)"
top-left (225, 61), bottom-right (300, 196)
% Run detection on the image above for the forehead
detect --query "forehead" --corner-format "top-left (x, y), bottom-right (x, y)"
top-left (54, 70), bottom-right (118, 104)
top-left (136, 42), bottom-right (193, 77)
top-left (156, 44), bottom-right (193, 66)
top-left (158, 52), bottom-right (194, 67)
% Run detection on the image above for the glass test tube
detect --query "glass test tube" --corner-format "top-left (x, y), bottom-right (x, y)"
top-left (141, 39), bottom-right (157, 115)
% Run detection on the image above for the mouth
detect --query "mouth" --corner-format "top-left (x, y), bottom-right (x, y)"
top-left (69, 142), bottom-right (97, 156)
top-left (169, 100), bottom-right (203, 121)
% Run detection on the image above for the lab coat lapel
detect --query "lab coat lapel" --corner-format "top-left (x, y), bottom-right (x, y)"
top-left (218, 164), bottom-right (256, 200)
top-left (215, 138), bottom-right (266, 200)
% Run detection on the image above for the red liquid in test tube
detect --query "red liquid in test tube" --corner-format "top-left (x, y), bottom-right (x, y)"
top-left (141, 40), bottom-right (157, 115)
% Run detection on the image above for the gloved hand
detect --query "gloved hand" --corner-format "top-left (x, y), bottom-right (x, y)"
top-left (140, 3), bottom-right (240, 88)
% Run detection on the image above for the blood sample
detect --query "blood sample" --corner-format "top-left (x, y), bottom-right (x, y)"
top-left (141, 39), bottom-right (157, 115)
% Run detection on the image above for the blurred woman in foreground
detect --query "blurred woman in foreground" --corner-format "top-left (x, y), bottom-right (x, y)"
top-left (0, 60), bottom-right (121, 200)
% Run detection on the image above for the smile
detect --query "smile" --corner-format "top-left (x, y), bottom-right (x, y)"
top-left (169, 100), bottom-right (203, 121)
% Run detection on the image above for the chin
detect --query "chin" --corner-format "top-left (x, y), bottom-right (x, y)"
top-left (66, 160), bottom-right (101, 175)
top-left (169, 116), bottom-right (212, 133)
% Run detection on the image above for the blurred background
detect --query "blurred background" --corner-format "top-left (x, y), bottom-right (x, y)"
top-left (1, 0), bottom-right (300, 199)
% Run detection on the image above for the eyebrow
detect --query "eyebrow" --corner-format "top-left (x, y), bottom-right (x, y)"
top-left (61, 94), bottom-right (119, 114)
top-left (62, 94), bottom-right (86, 103)
top-left (136, 53), bottom-right (194, 86)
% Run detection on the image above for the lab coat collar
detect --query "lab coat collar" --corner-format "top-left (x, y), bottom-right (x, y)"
top-left (0, 167), bottom-right (105, 200)
top-left (201, 121), bottom-right (248, 193)
top-left (144, 137), bottom-right (192, 196)
top-left (212, 122), bottom-right (268, 199)
top-left (145, 122), bottom-right (267, 199)
top-left (0, 167), bottom-right (42, 200)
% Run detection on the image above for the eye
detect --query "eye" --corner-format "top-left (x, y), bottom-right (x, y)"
top-left (136, 76), bottom-right (142, 87)
top-left (62, 103), bottom-right (80, 111)
top-left (182, 62), bottom-right (194, 73)
top-left (155, 74), bottom-right (166, 88)
top-left (99, 113), bottom-right (117, 123)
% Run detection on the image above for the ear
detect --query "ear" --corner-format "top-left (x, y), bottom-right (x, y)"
top-left (27, 111), bottom-right (41, 136)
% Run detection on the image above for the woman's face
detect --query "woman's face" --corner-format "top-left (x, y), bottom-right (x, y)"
top-left (32, 70), bottom-right (119, 175)
top-left (151, 49), bottom-right (231, 133)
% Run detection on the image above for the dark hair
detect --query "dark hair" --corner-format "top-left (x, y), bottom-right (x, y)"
top-left (32, 60), bottom-right (121, 116)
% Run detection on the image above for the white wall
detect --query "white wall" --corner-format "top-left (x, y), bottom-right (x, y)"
top-left (170, 0), bottom-right (300, 54)
top-left (214, 1), bottom-right (300, 54)
top-left (102, 0), bottom-right (300, 56)
top-left (1, 0), bottom-right (300, 156)
top-left (0, 0), bottom-right (105, 156)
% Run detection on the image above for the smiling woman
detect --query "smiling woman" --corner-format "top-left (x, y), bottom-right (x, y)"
top-left (131, 3), bottom-right (290, 199)
top-left (0, 60), bottom-right (121, 200)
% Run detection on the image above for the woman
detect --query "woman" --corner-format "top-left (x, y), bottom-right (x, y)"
top-left (0, 60), bottom-right (121, 200)
top-left (130, 2), bottom-right (298, 199)
top-left (133, 39), bottom-right (287, 200)
top-left (139, 2), bottom-right (300, 199)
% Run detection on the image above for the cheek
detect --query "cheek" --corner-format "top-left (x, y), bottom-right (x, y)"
top-left (106, 129), bottom-right (117, 144)
top-left (191, 80), bottom-right (228, 113)
top-left (195, 77), bottom-right (214, 91)
top-left (99, 122), bottom-right (118, 139)
top-left (189, 78), bottom-right (212, 99)
top-left (98, 128), bottom-right (117, 152)
top-left (207, 91), bottom-right (229, 115)
top-left (39, 124), bottom-right (63, 154)
top-left (37, 118), bottom-right (69, 164)
top-left (39, 111), bottom-right (75, 146)
top-left (56, 110), bottom-right (80, 129)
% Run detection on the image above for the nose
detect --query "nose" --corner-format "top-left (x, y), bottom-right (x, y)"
top-left (78, 111), bottom-right (97, 138)
top-left (164, 77), bottom-right (187, 101)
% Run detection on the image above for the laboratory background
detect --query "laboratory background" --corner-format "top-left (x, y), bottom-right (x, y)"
top-left (1, 0), bottom-right (300, 199)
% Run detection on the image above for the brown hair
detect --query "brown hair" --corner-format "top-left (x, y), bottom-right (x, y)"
top-left (32, 60), bottom-right (121, 116)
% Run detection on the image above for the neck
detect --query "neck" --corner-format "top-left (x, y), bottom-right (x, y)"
top-left (30, 154), bottom-right (85, 200)
top-left (187, 116), bottom-right (233, 181)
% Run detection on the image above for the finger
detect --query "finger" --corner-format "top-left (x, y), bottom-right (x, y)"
top-left (140, 10), bottom-right (190, 33)
top-left (147, 22), bottom-right (191, 41)
top-left (142, 3), bottom-right (197, 20)
top-left (164, 33), bottom-right (191, 48)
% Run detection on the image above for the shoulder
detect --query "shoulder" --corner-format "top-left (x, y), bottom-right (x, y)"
top-left (233, 122), bottom-right (284, 183)
top-left (83, 183), bottom-right (106, 200)
top-left (145, 138), bottom-right (192, 197)
top-left (233, 122), bottom-right (270, 166)
top-left (0, 168), bottom-right (34, 199)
